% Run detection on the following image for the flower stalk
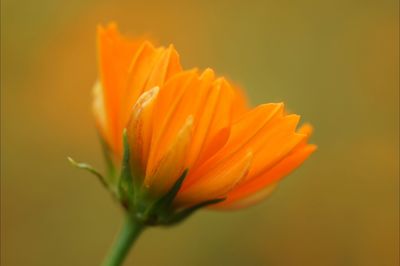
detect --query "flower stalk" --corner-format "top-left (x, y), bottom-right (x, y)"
top-left (102, 216), bottom-right (144, 266)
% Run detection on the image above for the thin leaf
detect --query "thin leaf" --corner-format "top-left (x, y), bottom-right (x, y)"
top-left (67, 156), bottom-right (108, 188)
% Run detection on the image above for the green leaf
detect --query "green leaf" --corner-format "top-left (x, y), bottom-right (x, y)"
top-left (67, 156), bottom-right (108, 189)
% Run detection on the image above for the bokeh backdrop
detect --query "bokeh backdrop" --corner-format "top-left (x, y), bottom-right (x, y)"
top-left (1, 0), bottom-right (399, 265)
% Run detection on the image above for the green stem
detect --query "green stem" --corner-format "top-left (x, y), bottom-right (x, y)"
top-left (102, 216), bottom-right (145, 266)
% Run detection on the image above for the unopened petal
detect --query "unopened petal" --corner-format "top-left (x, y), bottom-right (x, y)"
top-left (127, 87), bottom-right (159, 178)
top-left (146, 116), bottom-right (194, 196)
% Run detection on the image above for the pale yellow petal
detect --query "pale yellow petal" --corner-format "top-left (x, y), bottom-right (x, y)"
top-left (92, 81), bottom-right (110, 144)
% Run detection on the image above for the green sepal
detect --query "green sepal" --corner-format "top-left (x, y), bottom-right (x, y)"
top-left (165, 197), bottom-right (226, 226)
top-left (67, 156), bottom-right (109, 189)
top-left (71, 129), bottom-right (226, 227)
top-left (152, 169), bottom-right (188, 211)
top-left (131, 169), bottom-right (225, 226)
top-left (118, 129), bottom-right (135, 204)
top-left (133, 170), bottom-right (188, 225)
top-left (98, 135), bottom-right (117, 182)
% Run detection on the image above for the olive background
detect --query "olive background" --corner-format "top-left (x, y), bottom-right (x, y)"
top-left (1, 0), bottom-right (399, 265)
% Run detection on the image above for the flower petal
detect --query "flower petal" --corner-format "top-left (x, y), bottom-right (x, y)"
top-left (176, 151), bottom-right (253, 205)
top-left (144, 44), bottom-right (182, 91)
top-left (147, 116), bottom-right (194, 196)
top-left (146, 70), bottom-right (198, 177)
top-left (184, 103), bottom-right (283, 187)
top-left (246, 114), bottom-right (306, 179)
top-left (217, 143), bottom-right (317, 209)
top-left (185, 69), bottom-right (216, 166)
top-left (122, 42), bottom-right (164, 126)
top-left (97, 24), bottom-right (183, 159)
top-left (97, 23), bottom-right (145, 156)
top-left (231, 83), bottom-right (249, 118)
top-left (192, 78), bottom-right (235, 166)
top-left (126, 87), bottom-right (160, 178)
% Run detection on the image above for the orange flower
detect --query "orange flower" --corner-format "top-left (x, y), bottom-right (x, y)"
top-left (93, 23), bottom-right (316, 210)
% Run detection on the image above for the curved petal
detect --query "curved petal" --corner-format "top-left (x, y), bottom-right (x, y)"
top-left (177, 151), bottom-right (253, 206)
top-left (218, 143), bottom-right (317, 209)
top-left (246, 114), bottom-right (306, 179)
top-left (214, 183), bottom-right (279, 210)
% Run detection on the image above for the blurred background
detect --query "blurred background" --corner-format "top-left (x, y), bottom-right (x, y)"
top-left (1, 0), bottom-right (399, 265)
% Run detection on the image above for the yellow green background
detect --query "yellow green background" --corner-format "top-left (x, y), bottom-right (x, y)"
top-left (1, 0), bottom-right (399, 265)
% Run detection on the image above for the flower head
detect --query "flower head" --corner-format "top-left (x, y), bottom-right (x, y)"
top-left (90, 23), bottom-right (316, 224)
